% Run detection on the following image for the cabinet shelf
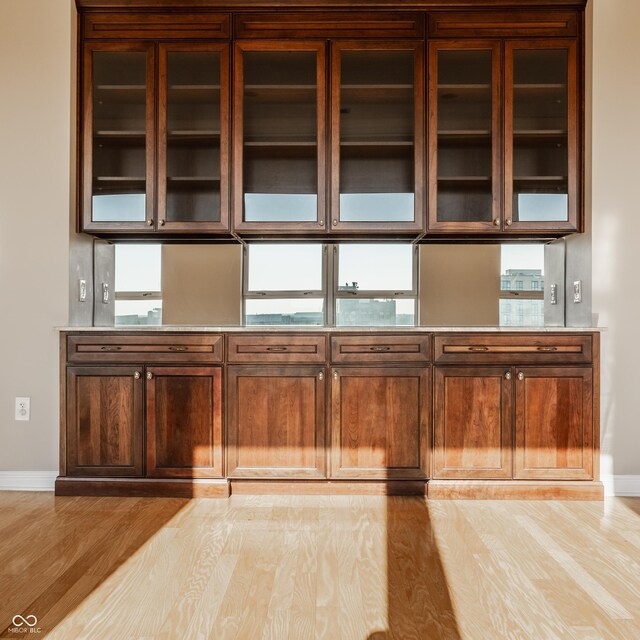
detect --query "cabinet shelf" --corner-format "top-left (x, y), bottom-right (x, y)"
top-left (513, 129), bottom-right (567, 139)
top-left (94, 130), bottom-right (146, 139)
top-left (167, 130), bottom-right (220, 140)
top-left (95, 84), bottom-right (145, 91)
top-left (513, 83), bottom-right (566, 91)
top-left (514, 175), bottom-right (566, 182)
top-left (244, 139), bottom-right (316, 147)
top-left (438, 130), bottom-right (492, 139)
top-left (94, 176), bottom-right (145, 183)
top-left (340, 140), bottom-right (413, 148)
top-left (438, 176), bottom-right (491, 182)
top-left (167, 176), bottom-right (221, 186)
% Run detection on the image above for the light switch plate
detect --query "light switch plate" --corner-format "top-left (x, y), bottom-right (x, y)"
top-left (79, 279), bottom-right (87, 302)
top-left (550, 284), bottom-right (557, 305)
top-left (573, 280), bottom-right (582, 303)
top-left (102, 282), bottom-right (109, 304)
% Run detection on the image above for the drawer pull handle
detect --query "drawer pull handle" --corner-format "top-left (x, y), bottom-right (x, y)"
top-left (100, 346), bottom-right (121, 351)
top-left (369, 346), bottom-right (391, 352)
top-left (468, 347), bottom-right (489, 352)
top-left (266, 347), bottom-right (287, 352)
top-left (537, 346), bottom-right (558, 352)
top-left (169, 346), bottom-right (187, 352)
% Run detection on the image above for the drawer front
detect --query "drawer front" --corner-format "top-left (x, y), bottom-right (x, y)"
top-left (331, 335), bottom-right (430, 364)
top-left (433, 334), bottom-right (592, 365)
top-left (83, 12), bottom-right (231, 40)
top-left (67, 335), bottom-right (223, 364)
top-left (428, 11), bottom-right (578, 38)
top-left (235, 12), bottom-right (424, 39)
top-left (227, 335), bottom-right (326, 364)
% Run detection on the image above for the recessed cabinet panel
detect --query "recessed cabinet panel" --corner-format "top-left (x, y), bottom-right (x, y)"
top-left (331, 43), bottom-right (424, 231)
top-left (158, 44), bottom-right (230, 232)
top-left (505, 41), bottom-right (578, 232)
top-left (86, 45), bottom-right (154, 229)
top-left (234, 43), bottom-right (326, 232)
top-left (428, 42), bottom-right (501, 232)
top-left (433, 367), bottom-right (512, 479)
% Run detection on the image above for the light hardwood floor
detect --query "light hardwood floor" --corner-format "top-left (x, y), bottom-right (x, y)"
top-left (1, 493), bottom-right (640, 639)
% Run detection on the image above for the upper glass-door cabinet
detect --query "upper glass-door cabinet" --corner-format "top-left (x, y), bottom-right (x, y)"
top-left (331, 42), bottom-right (424, 233)
top-left (83, 43), bottom-right (155, 232)
top-left (157, 44), bottom-right (229, 233)
top-left (428, 42), bottom-right (501, 233)
top-left (233, 42), bottom-right (326, 233)
top-left (505, 41), bottom-right (578, 233)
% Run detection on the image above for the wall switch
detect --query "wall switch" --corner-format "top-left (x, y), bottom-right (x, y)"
top-left (573, 280), bottom-right (582, 303)
top-left (550, 284), bottom-right (558, 305)
top-left (102, 282), bottom-right (109, 304)
top-left (15, 397), bottom-right (30, 421)
top-left (79, 279), bottom-right (87, 302)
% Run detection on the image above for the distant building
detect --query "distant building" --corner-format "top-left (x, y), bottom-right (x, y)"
top-left (500, 269), bottom-right (544, 327)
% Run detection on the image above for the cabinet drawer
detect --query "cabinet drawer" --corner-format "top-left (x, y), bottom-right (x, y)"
top-left (428, 11), bottom-right (578, 38)
top-left (67, 335), bottom-right (223, 364)
top-left (227, 335), bottom-right (326, 364)
top-left (433, 334), bottom-right (592, 365)
top-left (83, 12), bottom-right (231, 40)
top-left (331, 335), bottom-right (430, 364)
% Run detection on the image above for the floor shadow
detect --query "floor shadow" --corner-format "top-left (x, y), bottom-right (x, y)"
top-left (619, 496), bottom-right (640, 517)
top-left (369, 495), bottom-right (461, 640)
top-left (0, 491), bottom-right (186, 639)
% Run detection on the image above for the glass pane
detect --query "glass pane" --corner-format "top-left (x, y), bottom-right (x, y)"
top-left (165, 51), bottom-right (221, 223)
top-left (115, 300), bottom-right (162, 326)
top-left (245, 299), bottom-right (324, 325)
top-left (115, 244), bottom-right (162, 292)
top-left (336, 298), bottom-right (415, 326)
top-left (512, 49), bottom-right (569, 222)
top-left (247, 244), bottom-right (323, 292)
top-left (499, 299), bottom-right (544, 327)
top-left (338, 244), bottom-right (413, 291)
top-left (436, 49), bottom-right (493, 223)
top-left (92, 51), bottom-right (147, 222)
top-left (500, 245), bottom-right (544, 327)
top-left (243, 51), bottom-right (318, 222)
top-left (339, 50), bottom-right (415, 222)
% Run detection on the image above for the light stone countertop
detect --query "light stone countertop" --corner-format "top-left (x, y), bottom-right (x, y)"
top-left (57, 325), bottom-right (604, 333)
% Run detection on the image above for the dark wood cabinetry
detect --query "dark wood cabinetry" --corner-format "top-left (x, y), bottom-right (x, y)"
top-left (66, 365), bottom-right (144, 477)
top-left (226, 365), bottom-right (326, 478)
top-left (76, 2), bottom-right (585, 239)
top-left (331, 366), bottom-right (429, 479)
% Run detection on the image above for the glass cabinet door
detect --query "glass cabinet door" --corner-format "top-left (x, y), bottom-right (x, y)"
top-left (233, 42), bottom-right (326, 232)
top-left (84, 44), bottom-right (154, 231)
top-left (428, 42), bottom-right (501, 232)
top-left (157, 44), bottom-right (229, 232)
top-left (331, 42), bottom-right (424, 232)
top-left (505, 41), bottom-right (578, 232)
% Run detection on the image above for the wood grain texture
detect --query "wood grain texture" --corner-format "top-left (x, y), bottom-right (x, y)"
top-left (433, 366), bottom-right (512, 479)
top-left (428, 479), bottom-right (604, 500)
top-left (146, 366), bottom-right (223, 478)
top-left (3, 493), bottom-right (639, 640)
top-left (226, 366), bottom-right (326, 478)
top-left (331, 367), bottom-right (429, 479)
top-left (331, 334), bottom-right (431, 364)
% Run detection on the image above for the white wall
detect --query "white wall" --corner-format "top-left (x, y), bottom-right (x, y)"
top-left (591, 0), bottom-right (640, 483)
top-left (0, 0), bottom-right (74, 475)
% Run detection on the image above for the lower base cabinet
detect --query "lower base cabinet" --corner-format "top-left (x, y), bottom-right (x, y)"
top-left (226, 366), bottom-right (326, 478)
top-left (330, 367), bottom-right (429, 479)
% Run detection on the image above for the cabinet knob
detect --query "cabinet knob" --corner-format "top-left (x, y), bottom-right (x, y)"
top-left (505, 371), bottom-right (511, 380)
top-left (159, 219), bottom-right (165, 226)
top-left (518, 371), bottom-right (524, 381)
top-left (493, 218), bottom-right (500, 226)
top-left (332, 219), bottom-right (338, 227)
top-left (134, 371), bottom-right (141, 379)
top-left (506, 219), bottom-right (513, 226)
top-left (319, 220), bottom-right (324, 227)
top-left (318, 371), bottom-right (324, 381)
top-left (146, 219), bottom-right (153, 226)
top-left (333, 371), bottom-right (339, 380)
top-left (146, 371), bottom-right (153, 380)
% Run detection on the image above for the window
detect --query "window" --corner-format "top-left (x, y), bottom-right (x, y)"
top-left (114, 244), bottom-right (162, 325)
top-left (243, 242), bottom-right (417, 326)
top-left (499, 245), bottom-right (545, 327)
top-left (244, 244), bottom-right (325, 325)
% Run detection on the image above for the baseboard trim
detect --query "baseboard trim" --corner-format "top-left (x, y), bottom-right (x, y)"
top-left (603, 475), bottom-right (640, 497)
top-left (428, 480), bottom-right (605, 500)
top-left (0, 471), bottom-right (57, 492)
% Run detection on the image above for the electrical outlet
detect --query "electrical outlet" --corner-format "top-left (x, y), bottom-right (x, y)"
top-left (79, 279), bottom-right (87, 302)
top-left (550, 284), bottom-right (558, 305)
top-left (573, 280), bottom-right (582, 303)
top-left (15, 397), bottom-right (30, 421)
top-left (102, 282), bottom-right (109, 304)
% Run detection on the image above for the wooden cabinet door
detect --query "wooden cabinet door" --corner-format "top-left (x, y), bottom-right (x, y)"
top-left (227, 366), bottom-right (326, 478)
top-left (427, 41), bottom-right (502, 233)
top-left (66, 366), bottom-right (143, 477)
top-left (433, 366), bottom-right (512, 479)
top-left (82, 42), bottom-right (155, 233)
top-left (331, 367), bottom-right (429, 479)
top-left (515, 367), bottom-right (593, 479)
top-left (504, 40), bottom-right (579, 233)
top-left (146, 366), bottom-right (223, 478)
